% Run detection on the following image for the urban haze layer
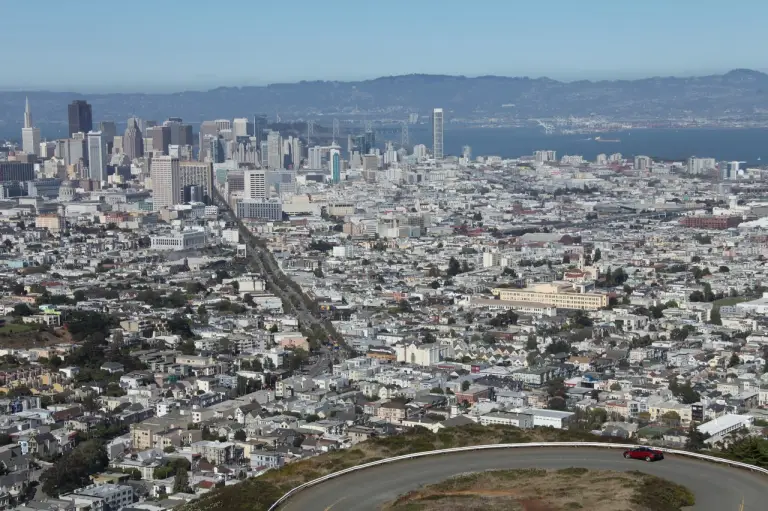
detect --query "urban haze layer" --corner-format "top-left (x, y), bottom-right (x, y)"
top-left (0, 72), bottom-right (767, 511)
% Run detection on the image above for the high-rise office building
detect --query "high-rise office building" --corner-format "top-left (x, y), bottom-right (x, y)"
top-left (68, 100), bottom-right (93, 137)
top-left (330, 145), bottom-right (341, 184)
top-left (87, 131), bottom-right (107, 182)
top-left (266, 131), bottom-right (282, 169)
top-left (180, 124), bottom-right (193, 147)
top-left (308, 146), bottom-right (323, 169)
top-left (253, 114), bottom-right (268, 145)
top-left (178, 161), bottom-right (214, 203)
top-left (99, 121), bottom-right (116, 154)
top-left (123, 118), bottom-right (144, 160)
top-left (364, 130), bottom-right (375, 154)
top-left (198, 121), bottom-right (218, 161)
top-left (233, 118), bottom-right (253, 138)
top-left (432, 108), bottom-right (444, 159)
top-left (260, 141), bottom-right (269, 168)
top-left (208, 136), bottom-right (224, 163)
top-left (0, 162), bottom-right (35, 182)
top-left (214, 119), bottom-right (232, 131)
top-left (291, 137), bottom-right (303, 169)
top-left (163, 118), bottom-right (182, 145)
top-left (244, 169), bottom-right (267, 200)
top-left (150, 156), bottom-right (180, 211)
top-left (150, 126), bottom-right (171, 155)
top-left (21, 98), bottom-right (41, 157)
top-left (234, 138), bottom-right (259, 165)
top-left (64, 137), bottom-right (87, 167)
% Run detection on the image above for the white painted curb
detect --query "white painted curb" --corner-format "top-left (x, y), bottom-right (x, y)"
top-left (268, 442), bottom-right (768, 510)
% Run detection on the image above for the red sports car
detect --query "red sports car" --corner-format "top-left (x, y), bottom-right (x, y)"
top-left (623, 446), bottom-right (664, 462)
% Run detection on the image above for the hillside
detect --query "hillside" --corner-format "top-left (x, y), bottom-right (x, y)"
top-left (2, 70), bottom-right (768, 138)
top-left (178, 424), bottom-right (624, 511)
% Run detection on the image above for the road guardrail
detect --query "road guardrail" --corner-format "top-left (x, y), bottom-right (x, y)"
top-left (268, 441), bottom-right (768, 510)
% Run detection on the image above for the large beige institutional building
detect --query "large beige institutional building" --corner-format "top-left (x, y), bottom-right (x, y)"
top-left (492, 282), bottom-right (608, 310)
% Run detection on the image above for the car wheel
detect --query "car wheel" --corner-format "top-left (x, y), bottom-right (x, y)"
top-left (645, 456), bottom-right (652, 462)
top-left (623, 453), bottom-right (630, 459)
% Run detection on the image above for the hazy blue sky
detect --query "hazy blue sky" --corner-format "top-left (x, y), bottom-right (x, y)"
top-left (2, 0), bottom-right (766, 92)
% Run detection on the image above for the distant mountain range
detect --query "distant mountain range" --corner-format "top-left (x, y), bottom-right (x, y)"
top-left (2, 69), bottom-right (768, 139)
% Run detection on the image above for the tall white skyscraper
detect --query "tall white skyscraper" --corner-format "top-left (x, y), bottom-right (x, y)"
top-left (21, 98), bottom-right (41, 157)
top-left (432, 108), bottom-right (444, 160)
top-left (244, 169), bottom-right (267, 200)
top-left (151, 156), bottom-right (180, 211)
top-left (267, 131), bottom-right (282, 169)
top-left (233, 118), bottom-right (252, 138)
top-left (215, 119), bottom-right (232, 131)
top-left (291, 137), bottom-right (303, 169)
top-left (87, 131), bottom-right (107, 182)
top-left (308, 146), bottom-right (323, 169)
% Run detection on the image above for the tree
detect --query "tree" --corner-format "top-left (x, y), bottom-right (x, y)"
top-left (547, 378), bottom-right (566, 399)
top-left (592, 248), bottom-right (601, 263)
top-left (234, 430), bottom-right (247, 441)
top-left (545, 340), bottom-right (571, 355)
top-left (461, 380), bottom-right (470, 392)
top-left (172, 467), bottom-right (190, 494)
top-left (525, 337), bottom-right (538, 351)
top-left (728, 352), bottom-right (740, 367)
top-left (178, 340), bottom-right (196, 356)
top-left (447, 257), bottom-right (462, 277)
top-left (40, 440), bottom-right (109, 497)
top-left (661, 411), bottom-right (681, 426)
top-left (669, 379), bottom-right (700, 404)
top-left (548, 396), bottom-right (567, 411)
top-left (163, 446), bottom-right (176, 453)
top-left (288, 348), bottom-right (309, 371)
top-left (11, 304), bottom-right (33, 317)
top-left (719, 265), bottom-right (730, 273)
top-left (710, 308), bottom-right (722, 325)
top-left (610, 383), bottom-right (622, 391)
top-left (686, 424), bottom-right (709, 451)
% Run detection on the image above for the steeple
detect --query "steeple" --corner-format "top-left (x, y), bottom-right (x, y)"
top-left (24, 97), bottom-right (32, 129)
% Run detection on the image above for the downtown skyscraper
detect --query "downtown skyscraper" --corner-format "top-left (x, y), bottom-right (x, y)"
top-left (123, 118), bottom-right (144, 160)
top-left (329, 144), bottom-right (341, 184)
top-left (68, 100), bottom-right (93, 137)
top-left (432, 108), bottom-right (444, 160)
top-left (21, 98), bottom-right (40, 157)
top-left (87, 131), bottom-right (107, 182)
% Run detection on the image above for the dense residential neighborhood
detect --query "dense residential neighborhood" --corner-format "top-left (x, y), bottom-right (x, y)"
top-left (1, 114), bottom-right (768, 511)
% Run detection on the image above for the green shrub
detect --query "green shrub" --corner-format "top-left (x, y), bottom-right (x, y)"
top-left (631, 476), bottom-right (695, 511)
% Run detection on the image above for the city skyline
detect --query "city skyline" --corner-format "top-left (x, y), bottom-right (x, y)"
top-left (2, 0), bottom-right (767, 92)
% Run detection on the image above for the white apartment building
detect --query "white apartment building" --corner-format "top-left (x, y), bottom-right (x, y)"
top-left (479, 411), bottom-right (534, 428)
top-left (150, 230), bottom-right (206, 250)
top-left (244, 169), bottom-right (267, 200)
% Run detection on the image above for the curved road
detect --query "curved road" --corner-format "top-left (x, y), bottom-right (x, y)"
top-left (280, 448), bottom-right (767, 511)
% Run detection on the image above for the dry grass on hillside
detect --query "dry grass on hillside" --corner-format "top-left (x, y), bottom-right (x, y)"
top-left (384, 468), bottom-right (695, 511)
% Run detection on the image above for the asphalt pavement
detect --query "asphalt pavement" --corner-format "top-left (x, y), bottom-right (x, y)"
top-left (279, 448), bottom-right (768, 511)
